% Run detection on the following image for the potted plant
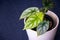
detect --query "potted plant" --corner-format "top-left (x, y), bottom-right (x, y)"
top-left (19, 0), bottom-right (59, 40)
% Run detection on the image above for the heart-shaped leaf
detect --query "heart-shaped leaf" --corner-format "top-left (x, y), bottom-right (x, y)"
top-left (23, 12), bottom-right (44, 30)
top-left (37, 20), bottom-right (49, 35)
top-left (19, 7), bottom-right (39, 19)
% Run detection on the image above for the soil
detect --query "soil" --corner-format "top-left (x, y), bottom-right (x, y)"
top-left (32, 14), bottom-right (54, 31)
top-left (45, 15), bottom-right (54, 31)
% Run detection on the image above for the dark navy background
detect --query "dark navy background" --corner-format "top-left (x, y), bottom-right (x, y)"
top-left (0, 0), bottom-right (60, 40)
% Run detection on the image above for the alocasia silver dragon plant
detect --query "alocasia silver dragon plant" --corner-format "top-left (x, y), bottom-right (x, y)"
top-left (19, 0), bottom-right (54, 36)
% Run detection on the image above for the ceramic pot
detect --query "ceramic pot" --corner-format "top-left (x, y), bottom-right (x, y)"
top-left (24, 10), bottom-right (59, 40)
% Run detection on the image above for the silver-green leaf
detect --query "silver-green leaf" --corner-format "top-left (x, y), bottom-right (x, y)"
top-left (37, 20), bottom-right (49, 36)
top-left (23, 12), bottom-right (44, 30)
top-left (19, 7), bottom-right (39, 19)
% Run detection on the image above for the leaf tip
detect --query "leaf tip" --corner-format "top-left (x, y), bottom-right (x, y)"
top-left (19, 16), bottom-right (24, 20)
top-left (23, 28), bottom-right (26, 30)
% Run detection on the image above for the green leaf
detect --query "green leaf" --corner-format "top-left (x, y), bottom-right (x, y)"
top-left (23, 12), bottom-right (44, 30)
top-left (36, 12), bottom-right (44, 21)
top-left (19, 7), bottom-right (39, 19)
top-left (37, 20), bottom-right (49, 36)
top-left (42, 0), bottom-right (54, 10)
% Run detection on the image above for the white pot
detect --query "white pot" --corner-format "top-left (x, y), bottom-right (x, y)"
top-left (24, 10), bottom-right (59, 40)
